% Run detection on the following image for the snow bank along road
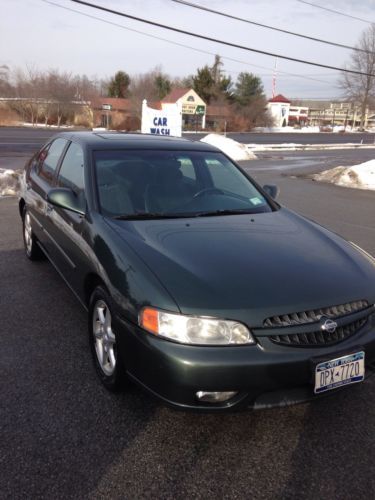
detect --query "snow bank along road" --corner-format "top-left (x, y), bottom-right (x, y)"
top-left (1, 145), bottom-right (375, 498)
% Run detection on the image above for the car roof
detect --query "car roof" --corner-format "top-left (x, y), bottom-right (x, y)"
top-left (51, 131), bottom-right (220, 152)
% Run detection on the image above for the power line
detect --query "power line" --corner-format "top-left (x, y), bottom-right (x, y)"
top-left (42, 0), bottom-right (333, 86)
top-left (172, 0), bottom-right (373, 55)
top-left (70, 0), bottom-right (375, 77)
top-left (296, 0), bottom-right (374, 24)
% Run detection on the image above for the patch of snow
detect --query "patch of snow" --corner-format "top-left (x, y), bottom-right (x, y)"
top-left (332, 125), bottom-right (347, 133)
top-left (300, 126), bottom-right (321, 133)
top-left (0, 168), bottom-right (22, 197)
top-left (200, 134), bottom-right (257, 161)
top-left (247, 143), bottom-right (300, 151)
top-left (253, 126), bottom-right (321, 133)
top-left (247, 142), bottom-right (375, 152)
top-left (22, 122), bottom-right (74, 129)
top-left (313, 159), bottom-right (375, 191)
top-left (252, 125), bottom-right (359, 133)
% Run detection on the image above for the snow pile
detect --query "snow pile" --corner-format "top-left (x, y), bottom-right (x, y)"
top-left (247, 142), bottom-right (301, 151)
top-left (200, 134), bottom-right (257, 161)
top-left (253, 126), bottom-right (321, 133)
top-left (314, 159), bottom-right (375, 191)
top-left (0, 169), bottom-right (21, 197)
top-left (22, 122), bottom-right (73, 129)
top-left (332, 125), bottom-right (351, 133)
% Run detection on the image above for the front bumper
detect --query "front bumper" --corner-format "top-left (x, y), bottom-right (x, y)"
top-left (115, 313), bottom-right (375, 411)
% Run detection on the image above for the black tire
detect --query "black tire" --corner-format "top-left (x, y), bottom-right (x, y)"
top-left (22, 207), bottom-right (44, 261)
top-left (88, 286), bottom-right (126, 391)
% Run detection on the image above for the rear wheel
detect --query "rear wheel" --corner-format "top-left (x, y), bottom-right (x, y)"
top-left (22, 207), bottom-right (44, 260)
top-left (88, 286), bottom-right (126, 391)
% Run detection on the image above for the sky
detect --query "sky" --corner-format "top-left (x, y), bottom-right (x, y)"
top-left (1, 0), bottom-right (374, 100)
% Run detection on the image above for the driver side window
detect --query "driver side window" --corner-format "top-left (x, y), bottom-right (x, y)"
top-left (57, 142), bottom-right (85, 211)
top-left (37, 138), bottom-right (68, 184)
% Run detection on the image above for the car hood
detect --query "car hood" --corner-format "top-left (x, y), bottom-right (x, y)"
top-left (107, 209), bottom-right (375, 326)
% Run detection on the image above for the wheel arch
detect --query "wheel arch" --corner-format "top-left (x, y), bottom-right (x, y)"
top-left (19, 198), bottom-right (26, 218)
top-left (84, 273), bottom-right (109, 307)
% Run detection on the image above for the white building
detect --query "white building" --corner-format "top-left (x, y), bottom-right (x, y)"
top-left (267, 94), bottom-right (291, 127)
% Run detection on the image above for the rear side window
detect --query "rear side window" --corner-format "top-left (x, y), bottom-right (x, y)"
top-left (57, 142), bottom-right (85, 211)
top-left (38, 138), bottom-right (67, 184)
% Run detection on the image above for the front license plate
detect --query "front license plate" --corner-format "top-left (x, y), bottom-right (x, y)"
top-left (314, 351), bottom-right (365, 394)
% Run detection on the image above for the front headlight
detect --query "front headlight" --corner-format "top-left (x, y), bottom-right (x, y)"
top-left (139, 307), bottom-right (255, 345)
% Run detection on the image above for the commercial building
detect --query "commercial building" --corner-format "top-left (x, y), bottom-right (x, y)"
top-left (292, 100), bottom-right (375, 128)
top-left (161, 88), bottom-right (206, 129)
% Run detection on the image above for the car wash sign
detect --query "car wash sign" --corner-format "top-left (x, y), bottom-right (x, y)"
top-left (141, 99), bottom-right (182, 137)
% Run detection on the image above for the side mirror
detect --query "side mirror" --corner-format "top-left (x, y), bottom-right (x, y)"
top-left (263, 184), bottom-right (280, 200)
top-left (47, 188), bottom-right (85, 216)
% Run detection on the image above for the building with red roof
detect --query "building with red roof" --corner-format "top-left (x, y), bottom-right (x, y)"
top-left (267, 94), bottom-right (291, 127)
top-left (268, 94), bottom-right (291, 104)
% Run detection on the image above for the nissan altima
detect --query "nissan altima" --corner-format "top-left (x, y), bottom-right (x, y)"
top-left (19, 132), bottom-right (375, 410)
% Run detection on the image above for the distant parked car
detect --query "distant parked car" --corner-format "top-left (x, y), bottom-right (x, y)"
top-left (19, 131), bottom-right (375, 410)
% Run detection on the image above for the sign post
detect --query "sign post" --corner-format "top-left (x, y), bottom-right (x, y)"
top-left (102, 104), bottom-right (112, 129)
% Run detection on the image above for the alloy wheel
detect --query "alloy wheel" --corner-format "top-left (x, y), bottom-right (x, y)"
top-left (92, 300), bottom-right (117, 376)
top-left (24, 212), bottom-right (33, 255)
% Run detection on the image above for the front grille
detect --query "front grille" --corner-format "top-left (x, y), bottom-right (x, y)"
top-left (263, 300), bottom-right (369, 328)
top-left (270, 318), bottom-right (368, 346)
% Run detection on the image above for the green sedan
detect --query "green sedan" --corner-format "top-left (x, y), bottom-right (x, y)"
top-left (19, 132), bottom-right (375, 410)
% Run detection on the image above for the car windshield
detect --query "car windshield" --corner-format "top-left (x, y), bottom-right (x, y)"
top-left (94, 149), bottom-right (272, 218)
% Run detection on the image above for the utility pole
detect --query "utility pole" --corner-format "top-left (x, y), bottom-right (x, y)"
top-left (272, 58), bottom-right (278, 98)
top-left (344, 108), bottom-right (349, 131)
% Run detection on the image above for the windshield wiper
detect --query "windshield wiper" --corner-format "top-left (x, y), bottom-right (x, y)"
top-left (193, 209), bottom-right (255, 217)
top-left (113, 208), bottom-right (257, 220)
top-left (113, 212), bottom-right (190, 220)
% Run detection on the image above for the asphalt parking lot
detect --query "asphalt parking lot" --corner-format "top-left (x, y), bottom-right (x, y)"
top-left (1, 134), bottom-right (375, 499)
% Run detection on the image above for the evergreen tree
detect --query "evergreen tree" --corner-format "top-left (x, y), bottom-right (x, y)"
top-left (154, 74), bottom-right (171, 100)
top-left (108, 71), bottom-right (130, 98)
top-left (192, 56), bottom-right (233, 104)
top-left (233, 72), bottom-right (264, 106)
top-left (192, 66), bottom-right (215, 104)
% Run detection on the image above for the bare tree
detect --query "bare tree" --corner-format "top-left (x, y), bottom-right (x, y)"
top-left (128, 68), bottom-right (166, 118)
top-left (9, 66), bottom-right (99, 127)
top-left (340, 24), bottom-right (375, 129)
top-left (45, 70), bottom-right (74, 127)
top-left (0, 65), bottom-right (13, 97)
top-left (11, 66), bottom-right (44, 125)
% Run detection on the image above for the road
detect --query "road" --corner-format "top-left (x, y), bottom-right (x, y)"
top-left (1, 130), bottom-right (375, 499)
top-left (0, 126), bottom-right (374, 160)
top-left (185, 131), bottom-right (375, 145)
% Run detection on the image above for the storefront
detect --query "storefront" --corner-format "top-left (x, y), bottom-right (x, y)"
top-left (161, 88), bottom-right (206, 130)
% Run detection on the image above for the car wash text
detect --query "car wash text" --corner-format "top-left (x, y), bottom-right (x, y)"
top-left (150, 116), bottom-right (170, 135)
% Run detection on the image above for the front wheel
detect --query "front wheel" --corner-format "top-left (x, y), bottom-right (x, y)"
top-left (88, 286), bottom-right (126, 391)
top-left (22, 207), bottom-right (44, 260)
